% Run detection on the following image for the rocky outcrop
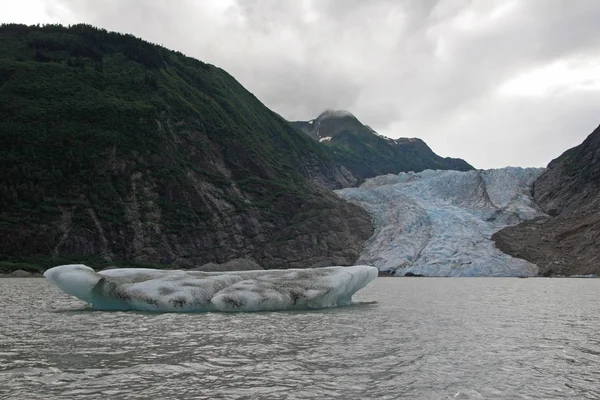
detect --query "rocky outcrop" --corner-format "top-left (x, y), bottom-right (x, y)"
top-left (493, 124), bottom-right (600, 276)
top-left (9, 270), bottom-right (32, 277)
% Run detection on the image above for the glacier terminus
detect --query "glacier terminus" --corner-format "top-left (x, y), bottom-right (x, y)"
top-left (336, 167), bottom-right (545, 277)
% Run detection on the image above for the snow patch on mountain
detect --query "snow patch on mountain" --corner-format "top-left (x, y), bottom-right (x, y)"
top-left (336, 167), bottom-right (545, 276)
top-left (371, 130), bottom-right (395, 141)
top-left (393, 138), bottom-right (419, 144)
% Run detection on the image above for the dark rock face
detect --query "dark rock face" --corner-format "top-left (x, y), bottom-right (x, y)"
top-left (0, 24), bottom-right (372, 270)
top-left (257, 191), bottom-right (374, 269)
top-left (291, 110), bottom-right (473, 183)
top-left (493, 124), bottom-right (600, 276)
top-left (533, 125), bottom-right (600, 215)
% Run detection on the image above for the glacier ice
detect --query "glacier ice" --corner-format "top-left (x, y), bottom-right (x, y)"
top-left (44, 264), bottom-right (378, 312)
top-left (336, 167), bottom-right (545, 277)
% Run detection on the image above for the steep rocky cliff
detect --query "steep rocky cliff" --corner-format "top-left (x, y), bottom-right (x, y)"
top-left (493, 124), bottom-right (600, 276)
top-left (291, 110), bottom-right (473, 182)
top-left (0, 24), bottom-right (372, 270)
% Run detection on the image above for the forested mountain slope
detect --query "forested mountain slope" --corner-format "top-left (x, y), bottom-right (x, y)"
top-left (292, 109), bottom-right (473, 183)
top-left (0, 24), bottom-right (372, 271)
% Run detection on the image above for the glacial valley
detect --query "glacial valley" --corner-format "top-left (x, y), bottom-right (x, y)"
top-left (337, 167), bottom-right (546, 276)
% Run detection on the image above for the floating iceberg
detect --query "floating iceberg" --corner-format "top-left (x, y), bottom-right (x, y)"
top-left (336, 167), bottom-right (546, 277)
top-left (44, 264), bottom-right (377, 312)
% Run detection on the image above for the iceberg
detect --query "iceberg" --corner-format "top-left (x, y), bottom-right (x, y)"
top-left (336, 167), bottom-right (546, 277)
top-left (44, 264), bottom-right (378, 312)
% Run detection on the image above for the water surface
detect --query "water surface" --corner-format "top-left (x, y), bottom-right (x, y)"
top-left (1, 277), bottom-right (599, 399)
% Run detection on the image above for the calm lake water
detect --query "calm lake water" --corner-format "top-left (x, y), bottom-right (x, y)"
top-left (1, 277), bottom-right (599, 399)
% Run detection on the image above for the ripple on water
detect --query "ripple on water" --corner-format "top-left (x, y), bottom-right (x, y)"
top-left (1, 277), bottom-right (600, 399)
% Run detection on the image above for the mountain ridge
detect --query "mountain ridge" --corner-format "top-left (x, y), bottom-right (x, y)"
top-left (291, 109), bottom-right (473, 182)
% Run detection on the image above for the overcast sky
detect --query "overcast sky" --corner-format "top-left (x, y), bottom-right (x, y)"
top-left (2, 0), bottom-right (600, 168)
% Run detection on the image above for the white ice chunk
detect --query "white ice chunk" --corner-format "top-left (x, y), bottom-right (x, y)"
top-left (336, 167), bottom-right (545, 277)
top-left (44, 265), bottom-right (377, 312)
top-left (319, 136), bottom-right (332, 142)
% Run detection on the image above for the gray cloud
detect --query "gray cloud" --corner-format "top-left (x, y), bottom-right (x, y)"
top-left (4, 0), bottom-right (600, 168)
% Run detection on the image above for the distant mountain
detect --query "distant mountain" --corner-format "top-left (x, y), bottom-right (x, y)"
top-left (0, 24), bottom-right (372, 271)
top-left (291, 109), bottom-right (473, 182)
top-left (493, 124), bottom-right (600, 276)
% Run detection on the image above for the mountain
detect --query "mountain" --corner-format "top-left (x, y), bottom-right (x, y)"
top-left (336, 167), bottom-right (545, 276)
top-left (493, 125), bottom-right (600, 276)
top-left (291, 109), bottom-right (473, 182)
top-left (0, 23), bottom-right (372, 272)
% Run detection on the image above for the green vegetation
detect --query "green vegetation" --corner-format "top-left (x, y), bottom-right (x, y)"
top-left (292, 113), bottom-right (473, 182)
top-left (0, 23), bottom-right (357, 270)
top-left (0, 261), bottom-right (45, 274)
top-left (324, 131), bottom-right (472, 181)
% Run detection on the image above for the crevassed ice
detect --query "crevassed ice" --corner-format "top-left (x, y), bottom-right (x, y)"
top-left (44, 264), bottom-right (378, 312)
top-left (336, 167), bottom-right (545, 277)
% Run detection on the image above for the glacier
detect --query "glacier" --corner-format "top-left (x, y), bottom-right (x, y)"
top-left (336, 167), bottom-right (545, 277)
top-left (44, 264), bottom-right (378, 312)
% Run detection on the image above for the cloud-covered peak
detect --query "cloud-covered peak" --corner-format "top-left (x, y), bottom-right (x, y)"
top-left (317, 109), bottom-right (357, 120)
